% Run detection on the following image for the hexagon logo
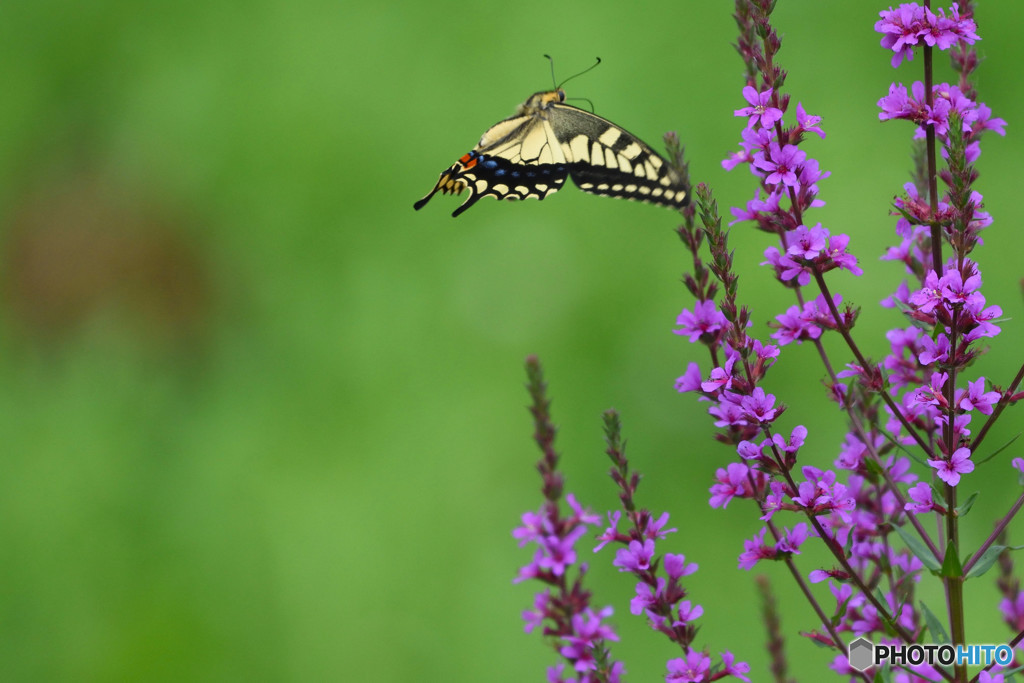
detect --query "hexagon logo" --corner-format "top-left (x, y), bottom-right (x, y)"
top-left (848, 637), bottom-right (874, 671)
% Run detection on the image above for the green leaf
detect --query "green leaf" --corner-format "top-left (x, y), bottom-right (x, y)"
top-left (996, 662), bottom-right (1024, 679)
top-left (955, 491), bottom-right (978, 517)
top-left (974, 432), bottom-right (1022, 467)
top-left (965, 544), bottom-right (1024, 580)
top-left (895, 524), bottom-right (941, 572)
top-left (872, 666), bottom-right (892, 683)
top-left (919, 600), bottom-right (949, 644)
top-left (940, 542), bottom-right (963, 579)
top-left (802, 632), bottom-right (833, 649)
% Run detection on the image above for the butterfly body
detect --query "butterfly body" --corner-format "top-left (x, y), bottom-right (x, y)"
top-left (414, 88), bottom-right (688, 217)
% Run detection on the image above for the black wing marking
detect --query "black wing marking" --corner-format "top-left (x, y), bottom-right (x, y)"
top-left (547, 104), bottom-right (689, 209)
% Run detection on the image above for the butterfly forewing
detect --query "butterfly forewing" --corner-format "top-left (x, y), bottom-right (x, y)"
top-left (414, 88), bottom-right (688, 217)
top-left (548, 105), bottom-right (688, 208)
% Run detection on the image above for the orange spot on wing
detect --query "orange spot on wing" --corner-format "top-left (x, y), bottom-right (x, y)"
top-left (459, 153), bottom-right (477, 170)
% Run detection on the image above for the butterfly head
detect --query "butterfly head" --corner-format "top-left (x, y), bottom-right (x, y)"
top-left (517, 88), bottom-right (566, 117)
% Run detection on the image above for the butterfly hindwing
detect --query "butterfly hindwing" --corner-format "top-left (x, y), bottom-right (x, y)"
top-left (413, 150), bottom-right (570, 218)
top-left (414, 88), bottom-right (688, 217)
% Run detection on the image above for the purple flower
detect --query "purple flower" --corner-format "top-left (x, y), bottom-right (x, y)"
top-left (928, 447), bottom-right (974, 486)
top-left (593, 510), bottom-right (622, 552)
top-left (939, 267), bottom-right (983, 308)
top-left (672, 600), bottom-right (704, 627)
top-left (753, 142), bottom-right (806, 188)
top-left (771, 308), bottom-right (815, 345)
top-left (734, 86), bottom-right (783, 129)
top-left (723, 126), bottom-right (775, 172)
top-left (797, 158), bottom-right (829, 208)
top-left (963, 296), bottom-right (1003, 341)
top-left (763, 246), bottom-right (810, 287)
top-left (674, 362), bottom-right (704, 394)
top-left (736, 438), bottom-right (765, 461)
top-left (773, 425), bottom-right (807, 458)
top-left (957, 377), bottom-right (1000, 415)
top-left (974, 102), bottom-right (1007, 136)
top-left (912, 371), bottom-right (949, 409)
top-left (567, 493), bottom-right (600, 525)
top-left (645, 511), bottom-right (678, 540)
top-left (664, 553), bottom-right (699, 579)
top-left (701, 349), bottom-right (741, 393)
top-left (523, 590), bottom-right (549, 633)
top-left (738, 528), bottom-right (775, 570)
top-left (513, 509), bottom-right (551, 546)
top-left (836, 432), bottom-right (868, 470)
top-left (674, 300), bottom-right (727, 343)
top-left (538, 525), bottom-right (588, 576)
top-left (824, 233), bottom-right (863, 275)
top-left (709, 462), bottom-right (753, 509)
top-left (932, 4), bottom-right (979, 46)
top-left (740, 387), bottom-right (779, 423)
top-left (770, 294), bottom-right (844, 346)
top-left (787, 223), bottom-right (828, 259)
top-left (1000, 592), bottom-right (1024, 630)
top-left (778, 523), bottom-right (809, 554)
top-left (666, 649), bottom-right (712, 683)
top-left (613, 539), bottom-right (656, 573)
top-left (918, 333), bottom-right (950, 365)
top-left (708, 398), bottom-right (749, 428)
top-left (876, 3), bottom-right (977, 67)
top-left (730, 187), bottom-right (783, 227)
top-left (904, 482), bottom-right (935, 513)
top-left (909, 269), bottom-right (944, 314)
top-left (796, 102), bottom-right (825, 138)
top-left (875, 4), bottom-right (927, 66)
top-left (760, 481), bottom-right (788, 521)
top-left (559, 606), bottom-right (620, 672)
top-left (878, 82), bottom-right (919, 120)
top-left (792, 467), bottom-right (855, 517)
top-left (720, 651), bottom-right (751, 682)
top-left (753, 339), bottom-right (780, 363)
top-left (630, 578), bottom-right (663, 616)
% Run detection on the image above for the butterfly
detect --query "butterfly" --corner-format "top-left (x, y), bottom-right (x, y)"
top-left (414, 74), bottom-right (689, 217)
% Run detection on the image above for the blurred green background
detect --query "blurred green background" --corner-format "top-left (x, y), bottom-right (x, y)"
top-left (1, 1), bottom-right (1022, 680)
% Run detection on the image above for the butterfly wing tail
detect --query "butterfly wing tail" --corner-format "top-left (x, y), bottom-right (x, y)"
top-left (450, 192), bottom-right (484, 217)
top-left (414, 162), bottom-right (481, 217)
top-left (415, 166), bottom-right (460, 211)
top-left (413, 186), bottom-right (441, 211)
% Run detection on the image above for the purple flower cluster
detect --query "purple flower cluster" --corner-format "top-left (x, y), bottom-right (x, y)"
top-left (878, 81), bottom-right (1005, 159)
top-left (514, 358), bottom-right (626, 683)
top-left (515, 2), bottom-right (1024, 680)
top-left (724, 89), bottom-right (831, 232)
top-left (671, 0), bottom-right (1019, 677)
top-left (769, 293), bottom-right (855, 346)
top-left (594, 508), bottom-right (750, 683)
top-left (873, 3), bottom-right (1009, 494)
top-left (875, 2), bottom-right (979, 66)
top-left (514, 494), bottom-right (625, 683)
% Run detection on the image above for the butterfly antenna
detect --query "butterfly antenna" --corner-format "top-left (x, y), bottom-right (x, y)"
top-left (542, 55), bottom-right (602, 90)
top-left (557, 57), bottom-right (601, 89)
top-left (544, 54), bottom-right (557, 89)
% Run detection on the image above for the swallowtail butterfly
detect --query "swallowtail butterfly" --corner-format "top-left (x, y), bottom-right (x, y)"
top-left (414, 84), bottom-right (689, 217)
